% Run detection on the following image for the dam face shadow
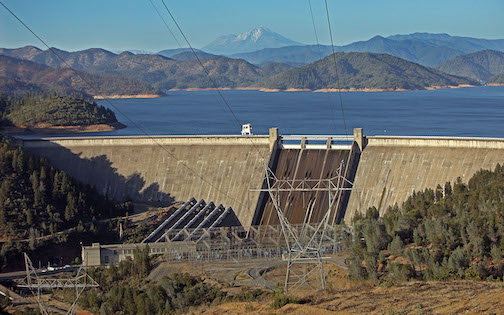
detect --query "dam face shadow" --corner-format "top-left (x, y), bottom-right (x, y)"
top-left (19, 135), bottom-right (275, 228)
top-left (25, 141), bottom-right (176, 207)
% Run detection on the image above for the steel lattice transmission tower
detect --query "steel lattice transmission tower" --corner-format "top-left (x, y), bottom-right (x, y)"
top-left (257, 161), bottom-right (352, 292)
top-left (18, 253), bottom-right (99, 315)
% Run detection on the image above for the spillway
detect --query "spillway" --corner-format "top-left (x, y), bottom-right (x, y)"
top-left (256, 148), bottom-right (351, 226)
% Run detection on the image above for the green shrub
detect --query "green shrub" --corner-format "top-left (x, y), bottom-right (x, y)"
top-left (388, 263), bottom-right (414, 282)
top-left (232, 289), bottom-right (267, 302)
top-left (389, 235), bottom-right (404, 255)
top-left (348, 164), bottom-right (504, 282)
top-left (272, 293), bottom-right (298, 309)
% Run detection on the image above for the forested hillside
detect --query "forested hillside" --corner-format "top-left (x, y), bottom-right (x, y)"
top-left (86, 53), bottom-right (264, 90)
top-left (0, 77), bottom-right (44, 96)
top-left (0, 93), bottom-right (117, 127)
top-left (1, 45), bottom-right (484, 91)
top-left (0, 138), bottom-right (131, 240)
top-left (436, 50), bottom-right (504, 81)
top-left (259, 62), bottom-right (295, 77)
top-left (0, 54), bottom-right (161, 97)
top-left (231, 33), bottom-right (504, 67)
top-left (348, 165), bottom-right (504, 282)
top-left (0, 47), bottom-right (265, 90)
top-left (72, 248), bottom-right (269, 314)
top-left (487, 73), bottom-right (504, 84)
top-left (257, 52), bottom-right (478, 91)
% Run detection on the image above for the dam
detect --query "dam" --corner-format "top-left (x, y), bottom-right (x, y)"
top-left (16, 129), bottom-right (504, 231)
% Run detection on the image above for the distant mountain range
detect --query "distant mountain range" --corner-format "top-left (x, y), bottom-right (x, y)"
top-left (202, 26), bottom-right (301, 55)
top-left (231, 45), bottom-right (328, 67)
top-left (0, 46), bottom-right (116, 72)
top-left (436, 50), bottom-right (504, 82)
top-left (156, 47), bottom-right (219, 61)
top-left (388, 33), bottom-right (504, 52)
top-left (14, 29), bottom-right (499, 71)
top-left (112, 49), bottom-right (154, 55)
top-left (170, 51), bottom-right (219, 61)
top-left (103, 30), bottom-right (504, 68)
top-left (157, 48), bottom-right (205, 58)
top-left (0, 54), bottom-right (160, 97)
top-left (256, 52), bottom-right (478, 91)
top-left (230, 32), bottom-right (504, 67)
top-left (11, 29), bottom-right (501, 71)
top-left (1, 38), bottom-right (497, 93)
top-left (0, 46), bottom-right (286, 90)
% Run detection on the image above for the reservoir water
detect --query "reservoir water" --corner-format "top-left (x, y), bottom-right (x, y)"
top-left (74, 86), bottom-right (504, 137)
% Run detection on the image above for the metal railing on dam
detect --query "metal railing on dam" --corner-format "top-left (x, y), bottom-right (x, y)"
top-left (280, 135), bottom-right (353, 150)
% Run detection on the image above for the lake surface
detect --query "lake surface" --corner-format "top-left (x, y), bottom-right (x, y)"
top-left (56, 86), bottom-right (504, 137)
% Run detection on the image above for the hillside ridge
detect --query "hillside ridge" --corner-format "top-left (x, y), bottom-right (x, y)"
top-left (436, 50), bottom-right (504, 81)
top-left (256, 52), bottom-right (479, 91)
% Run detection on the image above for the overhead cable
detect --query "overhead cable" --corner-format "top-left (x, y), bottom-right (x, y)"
top-left (324, 0), bottom-right (349, 136)
top-left (157, 0), bottom-right (268, 161)
top-left (0, 0), bottom-right (253, 208)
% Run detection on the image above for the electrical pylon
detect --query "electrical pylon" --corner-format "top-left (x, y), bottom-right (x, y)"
top-left (259, 161), bottom-right (352, 292)
top-left (18, 253), bottom-right (99, 315)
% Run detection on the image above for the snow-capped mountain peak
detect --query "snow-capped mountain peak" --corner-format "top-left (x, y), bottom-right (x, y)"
top-left (236, 26), bottom-right (270, 43)
top-left (203, 26), bottom-right (303, 55)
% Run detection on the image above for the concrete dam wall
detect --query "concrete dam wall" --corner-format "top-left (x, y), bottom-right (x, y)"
top-left (18, 129), bottom-right (504, 229)
top-left (345, 136), bottom-right (504, 223)
top-left (19, 135), bottom-right (275, 228)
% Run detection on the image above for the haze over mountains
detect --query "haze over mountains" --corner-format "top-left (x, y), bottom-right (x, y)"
top-left (0, 54), bottom-right (159, 97)
top-left (202, 26), bottom-right (301, 55)
top-left (436, 50), bottom-right (504, 81)
top-left (39, 26), bottom-right (503, 69)
top-left (2, 28), bottom-right (504, 94)
top-left (42, 27), bottom-right (504, 69)
top-left (227, 31), bottom-right (504, 67)
top-left (0, 45), bottom-right (481, 93)
top-left (257, 52), bottom-right (477, 91)
top-left (0, 46), bottom-right (280, 91)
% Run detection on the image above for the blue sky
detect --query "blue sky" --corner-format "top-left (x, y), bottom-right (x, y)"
top-left (1, 0), bottom-right (503, 52)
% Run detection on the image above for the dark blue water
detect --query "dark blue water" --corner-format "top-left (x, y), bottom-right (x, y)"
top-left (52, 86), bottom-right (504, 137)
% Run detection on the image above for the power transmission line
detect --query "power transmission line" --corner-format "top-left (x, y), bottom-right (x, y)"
top-left (308, 0), bottom-right (323, 60)
top-left (0, 0), bottom-right (255, 209)
top-left (324, 0), bottom-right (349, 136)
top-left (156, 0), bottom-right (268, 161)
top-left (307, 0), bottom-right (338, 134)
top-left (159, 0), bottom-right (243, 131)
top-left (147, 0), bottom-right (183, 48)
top-left (146, 0), bottom-right (240, 128)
